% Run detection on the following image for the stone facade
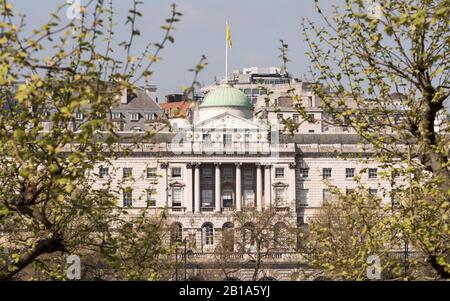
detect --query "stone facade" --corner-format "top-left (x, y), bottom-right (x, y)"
top-left (83, 84), bottom-right (394, 280)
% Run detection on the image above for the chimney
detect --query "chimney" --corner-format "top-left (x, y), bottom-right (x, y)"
top-left (120, 88), bottom-right (128, 104)
top-left (144, 85), bottom-right (157, 101)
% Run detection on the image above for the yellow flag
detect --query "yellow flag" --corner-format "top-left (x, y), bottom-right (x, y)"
top-left (226, 21), bottom-right (232, 48)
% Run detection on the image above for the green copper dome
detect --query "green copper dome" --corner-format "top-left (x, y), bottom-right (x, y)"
top-left (200, 84), bottom-right (253, 108)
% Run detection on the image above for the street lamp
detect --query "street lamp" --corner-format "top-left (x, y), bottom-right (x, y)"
top-left (183, 238), bottom-right (187, 281)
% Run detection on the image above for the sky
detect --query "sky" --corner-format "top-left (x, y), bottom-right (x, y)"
top-left (10, 0), bottom-right (342, 100)
top-left (10, 0), bottom-right (448, 112)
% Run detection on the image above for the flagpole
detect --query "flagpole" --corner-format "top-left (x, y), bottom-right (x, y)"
top-left (225, 21), bottom-right (228, 84)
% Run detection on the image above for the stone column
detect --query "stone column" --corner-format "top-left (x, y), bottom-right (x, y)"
top-left (264, 164), bottom-right (272, 209)
top-left (194, 163), bottom-right (201, 213)
top-left (256, 163), bottom-right (263, 211)
top-left (215, 163), bottom-right (221, 212)
top-left (185, 163), bottom-right (193, 213)
top-left (160, 163), bottom-right (168, 207)
top-left (235, 163), bottom-right (242, 211)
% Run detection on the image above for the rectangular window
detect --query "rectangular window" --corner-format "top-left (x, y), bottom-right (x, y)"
top-left (123, 168), bottom-right (132, 179)
top-left (369, 188), bottom-right (378, 195)
top-left (223, 133), bottom-right (232, 144)
top-left (123, 191), bottom-right (132, 207)
top-left (222, 191), bottom-right (233, 208)
top-left (299, 168), bottom-right (309, 178)
top-left (308, 113), bottom-right (315, 123)
top-left (146, 167), bottom-right (157, 178)
top-left (223, 167), bottom-right (233, 181)
top-left (201, 190), bottom-right (213, 207)
top-left (171, 167), bottom-right (182, 178)
top-left (277, 113), bottom-right (283, 120)
top-left (345, 168), bottom-right (355, 179)
top-left (243, 189), bottom-right (255, 207)
top-left (293, 114), bottom-right (299, 123)
top-left (130, 113), bottom-right (140, 121)
top-left (145, 112), bottom-right (157, 120)
top-left (99, 166), bottom-right (109, 178)
top-left (275, 167), bottom-right (285, 178)
top-left (201, 167), bottom-right (213, 187)
top-left (274, 188), bottom-right (285, 204)
top-left (368, 168), bottom-right (378, 179)
top-left (323, 168), bottom-right (332, 179)
top-left (390, 189), bottom-right (400, 208)
top-left (172, 188), bottom-right (182, 207)
top-left (112, 112), bottom-right (121, 119)
top-left (323, 189), bottom-right (332, 203)
top-left (147, 189), bottom-right (156, 207)
top-left (244, 130), bottom-right (250, 143)
top-left (75, 112), bottom-right (84, 121)
top-left (243, 169), bottom-right (254, 185)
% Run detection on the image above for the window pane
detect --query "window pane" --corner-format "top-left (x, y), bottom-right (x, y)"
top-left (99, 167), bottom-right (109, 178)
top-left (275, 168), bottom-right (285, 178)
top-left (275, 188), bottom-right (285, 205)
top-left (223, 167), bottom-right (233, 181)
top-left (171, 167), bottom-right (182, 177)
top-left (223, 133), bottom-right (232, 144)
top-left (202, 189), bottom-right (213, 207)
top-left (172, 188), bottom-right (182, 207)
top-left (323, 168), bottom-right (332, 179)
top-left (147, 167), bottom-right (157, 178)
top-left (123, 191), bottom-right (132, 207)
top-left (123, 168), bottom-right (132, 178)
top-left (147, 189), bottom-right (156, 207)
top-left (299, 168), bottom-right (309, 178)
top-left (222, 190), bottom-right (233, 208)
top-left (202, 224), bottom-right (214, 245)
top-left (345, 168), bottom-right (355, 178)
top-left (323, 189), bottom-right (332, 203)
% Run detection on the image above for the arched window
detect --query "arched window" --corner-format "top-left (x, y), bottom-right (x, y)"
top-left (274, 222), bottom-right (288, 249)
top-left (222, 222), bottom-right (234, 252)
top-left (202, 223), bottom-right (214, 246)
top-left (170, 223), bottom-right (182, 245)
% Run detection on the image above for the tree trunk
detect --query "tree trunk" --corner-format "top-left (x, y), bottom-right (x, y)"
top-left (428, 254), bottom-right (450, 279)
top-left (0, 236), bottom-right (65, 280)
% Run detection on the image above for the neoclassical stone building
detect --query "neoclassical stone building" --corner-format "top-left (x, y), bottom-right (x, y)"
top-left (85, 83), bottom-right (394, 280)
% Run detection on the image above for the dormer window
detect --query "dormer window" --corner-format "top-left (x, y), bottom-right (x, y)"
top-left (130, 113), bottom-right (140, 121)
top-left (112, 112), bottom-right (121, 119)
top-left (75, 112), bottom-right (84, 121)
top-left (145, 112), bottom-right (157, 121)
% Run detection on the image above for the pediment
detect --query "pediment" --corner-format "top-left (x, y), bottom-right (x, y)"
top-left (169, 181), bottom-right (186, 187)
top-left (272, 181), bottom-right (289, 188)
top-left (194, 112), bottom-right (266, 131)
